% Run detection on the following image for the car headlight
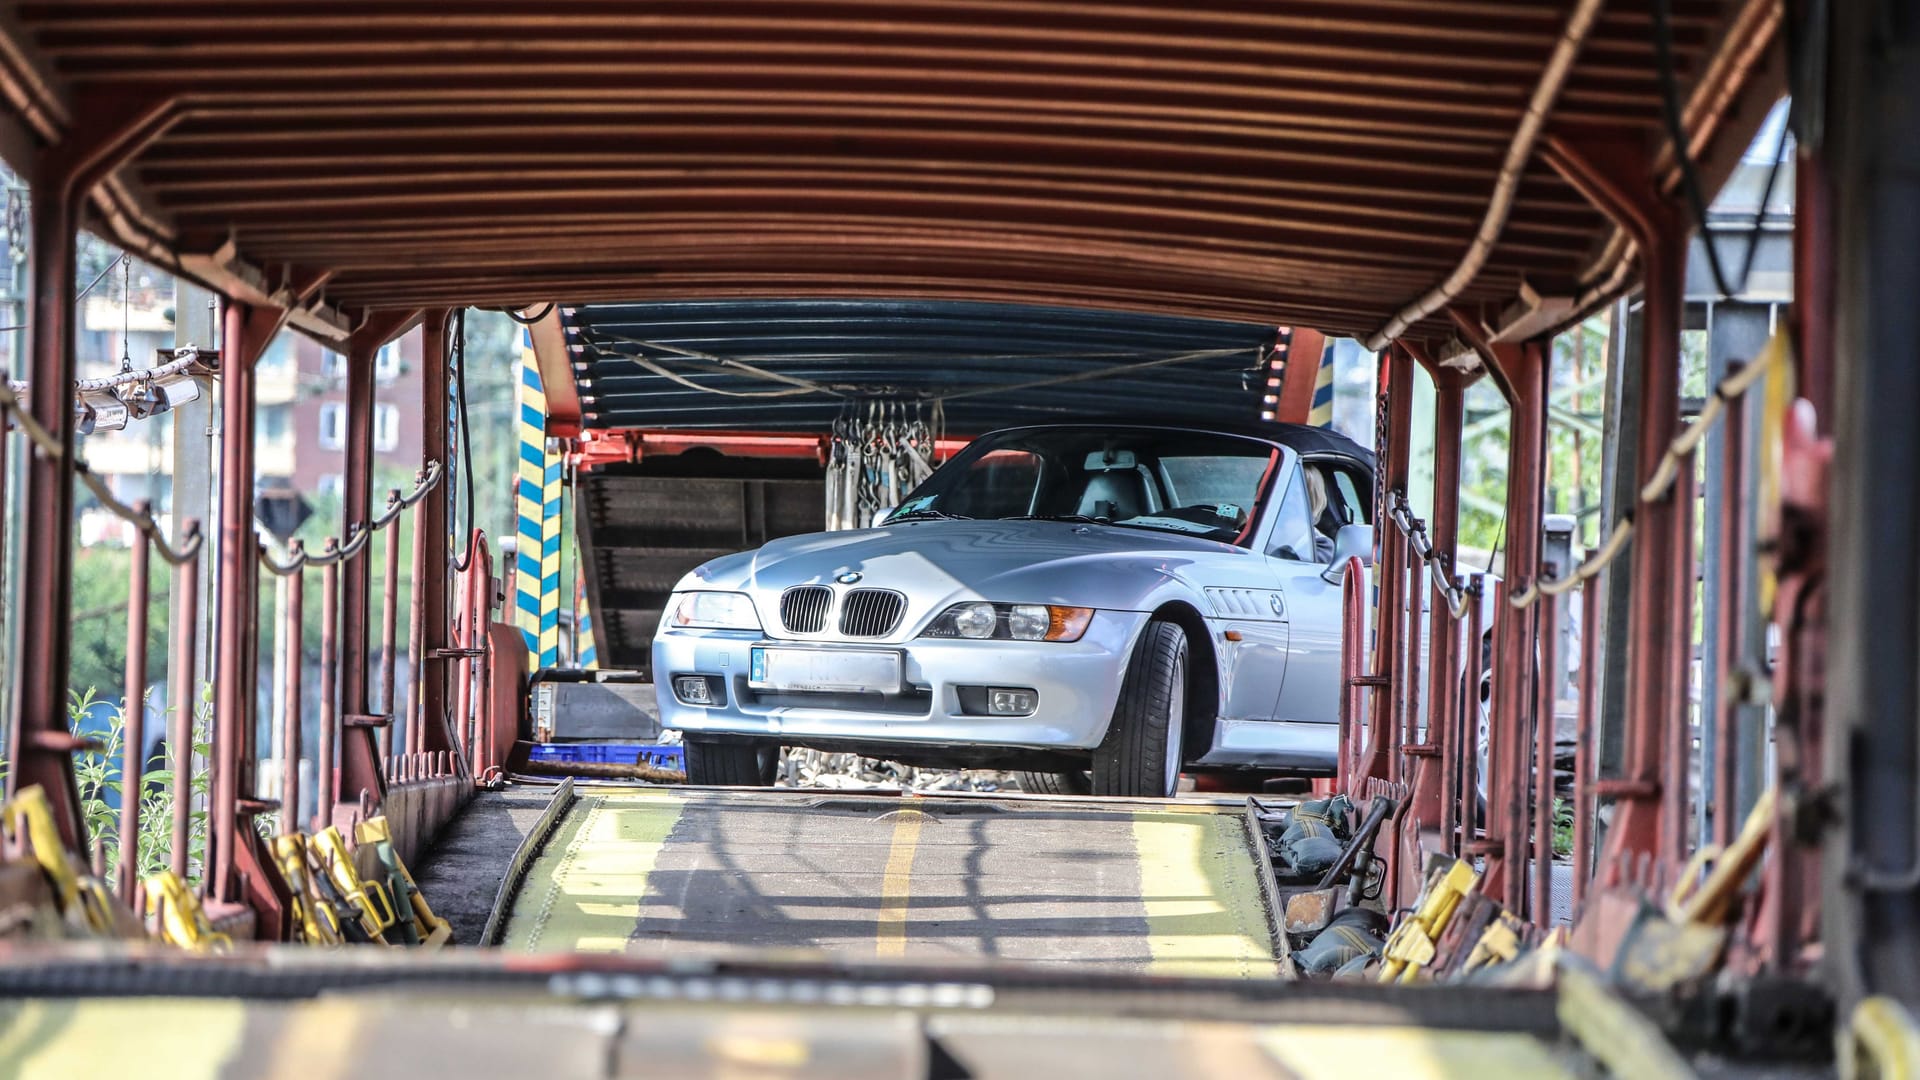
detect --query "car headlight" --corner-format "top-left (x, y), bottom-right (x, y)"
top-left (669, 591), bottom-right (762, 631)
top-left (921, 602), bottom-right (1093, 642)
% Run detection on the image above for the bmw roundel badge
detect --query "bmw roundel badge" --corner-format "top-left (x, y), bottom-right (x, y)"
top-left (836, 571), bottom-right (863, 585)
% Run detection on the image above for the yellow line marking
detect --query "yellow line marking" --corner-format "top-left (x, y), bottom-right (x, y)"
top-left (499, 793), bottom-right (686, 953)
top-left (876, 808), bottom-right (929, 957)
top-left (1132, 810), bottom-right (1278, 979)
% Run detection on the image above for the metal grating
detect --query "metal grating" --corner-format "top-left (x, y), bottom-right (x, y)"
top-left (839, 589), bottom-right (906, 638)
top-left (780, 586), bottom-right (834, 634)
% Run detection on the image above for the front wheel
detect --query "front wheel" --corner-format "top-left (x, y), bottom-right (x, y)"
top-left (1091, 620), bottom-right (1189, 798)
top-left (1014, 770), bottom-right (1093, 796)
top-left (684, 738), bottom-right (778, 786)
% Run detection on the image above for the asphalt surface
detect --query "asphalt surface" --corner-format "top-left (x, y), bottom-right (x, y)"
top-left (411, 783), bottom-right (568, 946)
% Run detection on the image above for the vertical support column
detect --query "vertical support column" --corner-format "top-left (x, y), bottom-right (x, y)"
top-left (1468, 335), bottom-right (1546, 912)
top-left (1543, 131), bottom-right (1692, 874)
top-left (333, 312), bottom-right (416, 815)
top-left (210, 303), bottom-right (257, 901)
top-left (1418, 372), bottom-right (1465, 838)
top-left (168, 528), bottom-right (200, 880)
top-left (116, 515), bottom-right (152, 901)
top-left (1614, 219), bottom-right (1688, 869)
top-left (5, 171), bottom-right (86, 847)
top-left (1362, 345), bottom-right (1414, 786)
top-left (210, 300), bottom-right (292, 937)
top-left (416, 310), bottom-right (455, 757)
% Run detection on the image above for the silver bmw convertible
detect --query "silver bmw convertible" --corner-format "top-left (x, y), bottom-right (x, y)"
top-left (653, 422), bottom-right (1376, 796)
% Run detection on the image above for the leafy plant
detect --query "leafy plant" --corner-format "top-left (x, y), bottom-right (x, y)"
top-left (69, 687), bottom-right (214, 888)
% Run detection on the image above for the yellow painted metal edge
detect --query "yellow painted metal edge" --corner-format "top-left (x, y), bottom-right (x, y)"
top-left (1555, 957), bottom-right (1694, 1079)
top-left (1844, 996), bottom-right (1920, 1080)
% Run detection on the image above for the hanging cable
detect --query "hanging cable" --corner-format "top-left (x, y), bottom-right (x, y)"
top-left (1651, 0), bottom-right (1740, 300)
top-left (449, 308), bottom-right (478, 573)
top-left (496, 303), bottom-right (555, 326)
top-left (119, 256), bottom-right (132, 371)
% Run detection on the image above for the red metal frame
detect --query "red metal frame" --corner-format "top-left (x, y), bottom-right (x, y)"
top-left (1544, 132), bottom-right (1691, 877)
top-left (211, 299), bottom-right (294, 937)
top-left (1271, 326), bottom-right (1327, 425)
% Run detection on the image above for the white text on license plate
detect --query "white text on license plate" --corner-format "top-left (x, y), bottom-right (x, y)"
top-left (749, 647), bottom-right (901, 693)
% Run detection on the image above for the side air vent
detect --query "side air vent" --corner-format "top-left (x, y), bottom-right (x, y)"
top-left (839, 589), bottom-right (906, 637)
top-left (779, 586), bottom-right (833, 634)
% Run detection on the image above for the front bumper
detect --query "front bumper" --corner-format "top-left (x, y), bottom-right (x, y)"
top-left (653, 609), bottom-right (1148, 750)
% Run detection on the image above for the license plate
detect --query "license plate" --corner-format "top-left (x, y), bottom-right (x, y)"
top-left (749, 647), bottom-right (902, 693)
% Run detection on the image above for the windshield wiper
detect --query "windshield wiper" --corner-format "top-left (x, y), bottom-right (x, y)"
top-left (887, 509), bottom-right (972, 522)
top-left (1008, 514), bottom-right (1109, 524)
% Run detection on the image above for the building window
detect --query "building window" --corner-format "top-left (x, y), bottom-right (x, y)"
top-left (318, 473), bottom-right (344, 500)
top-left (318, 402), bottom-right (345, 450)
top-left (375, 403), bottom-right (401, 452)
top-left (259, 403), bottom-right (290, 441)
top-left (375, 341), bottom-right (403, 383)
top-left (321, 352), bottom-right (347, 382)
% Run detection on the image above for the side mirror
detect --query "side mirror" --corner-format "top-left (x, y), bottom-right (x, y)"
top-left (870, 505), bottom-right (898, 527)
top-left (1321, 524), bottom-right (1374, 583)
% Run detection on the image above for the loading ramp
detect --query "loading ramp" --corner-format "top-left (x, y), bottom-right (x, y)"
top-left (493, 785), bottom-right (1282, 979)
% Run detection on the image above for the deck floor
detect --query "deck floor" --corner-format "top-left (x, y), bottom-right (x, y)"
top-left (497, 787), bottom-right (1280, 977)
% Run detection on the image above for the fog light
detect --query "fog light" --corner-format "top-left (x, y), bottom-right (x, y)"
top-left (674, 676), bottom-right (716, 705)
top-left (988, 688), bottom-right (1037, 715)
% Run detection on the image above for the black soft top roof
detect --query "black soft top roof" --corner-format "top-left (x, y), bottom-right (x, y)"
top-left (983, 420), bottom-right (1375, 469)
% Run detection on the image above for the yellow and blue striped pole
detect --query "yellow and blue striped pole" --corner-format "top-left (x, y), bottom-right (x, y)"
top-left (1308, 341), bottom-right (1337, 428)
top-left (516, 328), bottom-right (564, 669)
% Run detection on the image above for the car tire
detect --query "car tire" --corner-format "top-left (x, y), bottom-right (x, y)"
top-left (685, 738), bottom-right (778, 787)
top-left (1091, 620), bottom-right (1188, 798)
top-left (1014, 770), bottom-right (1093, 796)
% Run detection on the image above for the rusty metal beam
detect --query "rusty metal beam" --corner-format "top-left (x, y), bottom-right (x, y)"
top-left (1545, 130), bottom-right (1691, 873)
top-left (333, 309), bottom-right (421, 820)
top-left (5, 89), bottom-right (181, 852)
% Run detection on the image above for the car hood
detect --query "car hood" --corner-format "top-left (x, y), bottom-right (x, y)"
top-left (680, 518), bottom-right (1263, 617)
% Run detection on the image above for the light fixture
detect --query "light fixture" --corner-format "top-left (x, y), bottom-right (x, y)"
top-left (75, 390), bottom-right (128, 434)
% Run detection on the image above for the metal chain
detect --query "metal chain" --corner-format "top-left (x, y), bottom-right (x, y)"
top-left (1384, 336), bottom-right (1782, 617)
top-left (257, 461), bottom-right (442, 577)
top-left (1506, 341), bottom-right (1782, 609)
top-left (0, 379), bottom-right (203, 565)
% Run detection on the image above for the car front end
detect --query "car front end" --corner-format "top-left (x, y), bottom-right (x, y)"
top-left (654, 579), bottom-right (1151, 765)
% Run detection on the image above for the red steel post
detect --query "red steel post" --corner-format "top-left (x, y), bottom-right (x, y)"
top-left (116, 510), bottom-right (152, 900)
top-left (1543, 133), bottom-right (1690, 873)
top-left (315, 543), bottom-right (339, 832)
top-left (168, 526), bottom-right (200, 881)
top-left (417, 312), bottom-right (455, 758)
top-left (211, 300), bottom-right (295, 936)
top-left (1461, 574), bottom-right (1486, 851)
top-left (210, 303), bottom-right (257, 902)
top-left (278, 552), bottom-right (303, 837)
top-left (7, 171), bottom-right (88, 847)
top-left (333, 315), bottom-right (416, 813)
top-left (1573, 576), bottom-right (1600, 907)
top-left (1337, 556), bottom-right (1366, 794)
top-left (407, 498), bottom-right (427, 758)
top-left (379, 492), bottom-right (402, 763)
top-left (1360, 345), bottom-right (1414, 789)
top-left (1534, 590), bottom-right (1558, 923)
top-left (1421, 374), bottom-right (1465, 840)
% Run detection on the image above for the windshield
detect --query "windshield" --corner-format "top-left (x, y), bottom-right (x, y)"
top-left (890, 427), bottom-right (1279, 544)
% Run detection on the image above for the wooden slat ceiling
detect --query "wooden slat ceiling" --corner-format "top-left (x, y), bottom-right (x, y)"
top-left (0, 1), bottom-right (1778, 347)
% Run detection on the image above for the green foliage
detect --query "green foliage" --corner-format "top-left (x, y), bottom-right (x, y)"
top-left (69, 688), bottom-right (214, 888)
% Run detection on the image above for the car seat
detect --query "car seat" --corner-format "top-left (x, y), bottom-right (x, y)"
top-left (1076, 470), bottom-right (1148, 520)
